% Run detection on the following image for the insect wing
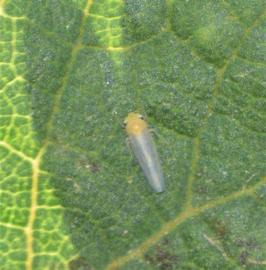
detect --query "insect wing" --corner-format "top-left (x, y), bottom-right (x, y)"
top-left (129, 128), bottom-right (165, 192)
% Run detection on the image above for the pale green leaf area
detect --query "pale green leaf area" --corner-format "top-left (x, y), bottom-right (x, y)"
top-left (0, 0), bottom-right (265, 269)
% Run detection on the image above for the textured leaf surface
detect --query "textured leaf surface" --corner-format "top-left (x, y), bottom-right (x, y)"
top-left (0, 0), bottom-right (266, 269)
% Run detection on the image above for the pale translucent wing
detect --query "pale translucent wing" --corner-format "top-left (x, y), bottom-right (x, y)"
top-left (129, 128), bottom-right (165, 192)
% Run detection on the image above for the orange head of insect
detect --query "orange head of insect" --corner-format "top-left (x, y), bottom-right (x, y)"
top-left (123, 112), bottom-right (148, 135)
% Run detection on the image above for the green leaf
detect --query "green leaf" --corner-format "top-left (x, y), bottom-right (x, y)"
top-left (1, 0), bottom-right (265, 269)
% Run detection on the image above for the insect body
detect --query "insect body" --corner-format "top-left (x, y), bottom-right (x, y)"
top-left (124, 113), bottom-right (165, 193)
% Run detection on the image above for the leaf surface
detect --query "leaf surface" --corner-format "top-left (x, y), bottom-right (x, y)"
top-left (0, 1), bottom-right (265, 269)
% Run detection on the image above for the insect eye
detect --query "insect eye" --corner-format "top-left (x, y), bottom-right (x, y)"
top-left (139, 115), bottom-right (144, 120)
